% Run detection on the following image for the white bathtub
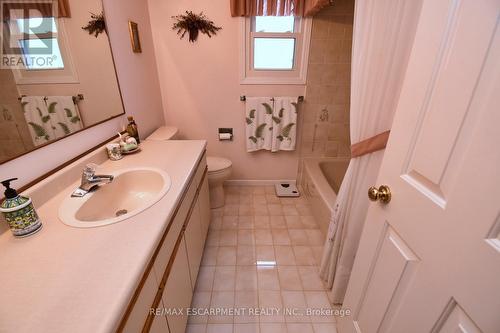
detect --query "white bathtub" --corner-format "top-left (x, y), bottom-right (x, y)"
top-left (302, 158), bottom-right (350, 235)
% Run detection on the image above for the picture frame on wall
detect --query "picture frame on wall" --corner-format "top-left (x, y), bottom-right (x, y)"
top-left (128, 21), bottom-right (142, 53)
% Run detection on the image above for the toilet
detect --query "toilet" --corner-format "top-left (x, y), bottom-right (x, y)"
top-left (206, 156), bottom-right (232, 208)
top-left (146, 126), bottom-right (232, 208)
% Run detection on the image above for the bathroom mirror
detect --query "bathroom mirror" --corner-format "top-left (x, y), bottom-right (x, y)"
top-left (0, 0), bottom-right (125, 164)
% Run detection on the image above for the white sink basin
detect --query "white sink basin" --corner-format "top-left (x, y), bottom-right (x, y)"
top-left (59, 167), bottom-right (171, 228)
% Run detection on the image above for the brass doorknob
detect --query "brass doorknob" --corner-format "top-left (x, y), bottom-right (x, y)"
top-left (368, 185), bottom-right (391, 204)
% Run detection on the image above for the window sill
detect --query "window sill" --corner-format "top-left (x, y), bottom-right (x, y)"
top-left (240, 76), bottom-right (307, 85)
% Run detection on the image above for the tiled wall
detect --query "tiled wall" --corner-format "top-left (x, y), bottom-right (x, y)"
top-left (0, 69), bottom-right (33, 162)
top-left (298, 0), bottom-right (354, 181)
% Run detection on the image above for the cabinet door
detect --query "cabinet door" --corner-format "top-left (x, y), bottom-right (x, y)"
top-left (184, 200), bottom-right (204, 290)
top-left (149, 300), bottom-right (170, 333)
top-left (163, 237), bottom-right (192, 333)
top-left (198, 176), bottom-right (210, 242)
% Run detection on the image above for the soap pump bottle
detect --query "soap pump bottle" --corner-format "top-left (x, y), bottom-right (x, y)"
top-left (126, 116), bottom-right (140, 144)
top-left (0, 178), bottom-right (42, 237)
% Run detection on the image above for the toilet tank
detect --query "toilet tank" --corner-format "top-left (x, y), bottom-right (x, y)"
top-left (146, 126), bottom-right (179, 141)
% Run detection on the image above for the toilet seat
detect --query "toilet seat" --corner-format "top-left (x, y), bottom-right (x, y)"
top-left (207, 156), bottom-right (232, 173)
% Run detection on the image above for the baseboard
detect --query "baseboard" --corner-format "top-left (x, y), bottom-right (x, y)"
top-left (224, 179), bottom-right (297, 186)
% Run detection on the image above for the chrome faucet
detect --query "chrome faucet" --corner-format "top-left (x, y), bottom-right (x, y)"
top-left (71, 164), bottom-right (114, 197)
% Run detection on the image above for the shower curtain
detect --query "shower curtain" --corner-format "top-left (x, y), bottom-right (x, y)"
top-left (319, 0), bottom-right (422, 303)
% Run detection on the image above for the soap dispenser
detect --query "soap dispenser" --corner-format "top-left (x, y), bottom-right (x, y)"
top-left (0, 178), bottom-right (42, 237)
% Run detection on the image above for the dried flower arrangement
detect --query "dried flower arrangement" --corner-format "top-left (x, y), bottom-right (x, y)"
top-left (172, 11), bottom-right (222, 43)
top-left (82, 12), bottom-right (106, 37)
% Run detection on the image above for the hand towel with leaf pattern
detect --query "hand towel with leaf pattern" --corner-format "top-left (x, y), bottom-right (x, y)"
top-left (45, 96), bottom-right (83, 139)
top-left (271, 97), bottom-right (298, 152)
top-left (21, 96), bottom-right (56, 146)
top-left (245, 97), bottom-right (274, 152)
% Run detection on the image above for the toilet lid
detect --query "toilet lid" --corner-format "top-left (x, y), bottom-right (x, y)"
top-left (207, 156), bottom-right (232, 172)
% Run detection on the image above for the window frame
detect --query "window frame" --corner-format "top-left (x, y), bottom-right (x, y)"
top-left (240, 16), bottom-right (311, 85)
top-left (9, 17), bottom-right (78, 84)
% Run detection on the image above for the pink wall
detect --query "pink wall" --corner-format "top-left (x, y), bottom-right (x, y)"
top-left (148, 0), bottom-right (306, 181)
top-left (0, 0), bottom-right (165, 188)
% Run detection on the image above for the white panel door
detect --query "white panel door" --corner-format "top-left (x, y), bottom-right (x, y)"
top-left (339, 0), bottom-right (500, 332)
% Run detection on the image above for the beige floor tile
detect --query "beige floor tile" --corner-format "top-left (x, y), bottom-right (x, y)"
top-left (237, 245), bottom-right (256, 265)
top-left (271, 229), bottom-right (292, 245)
top-left (236, 265), bottom-right (258, 291)
top-left (234, 322), bottom-right (260, 333)
top-left (225, 194), bottom-right (240, 204)
top-left (312, 323), bottom-right (338, 333)
top-left (260, 323), bottom-right (287, 333)
top-left (305, 229), bottom-right (325, 246)
top-left (266, 194), bottom-right (281, 204)
top-left (304, 291), bottom-right (335, 323)
top-left (282, 205), bottom-right (299, 216)
top-left (267, 204), bottom-right (284, 216)
top-left (211, 208), bottom-right (223, 218)
top-left (269, 216), bottom-right (287, 229)
top-left (240, 194), bottom-right (253, 204)
top-left (300, 216), bottom-right (319, 229)
top-left (195, 266), bottom-right (215, 291)
top-left (224, 204), bottom-right (239, 216)
top-left (288, 229), bottom-right (310, 245)
top-left (255, 245), bottom-right (276, 262)
top-left (277, 266), bottom-right (302, 291)
top-left (238, 216), bottom-right (254, 229)
top-left (207, 323), bottom-right (233, 332)
top-left (189, 291), bottom-right (211, 324)
top-left (258, 290), bottom-right (284, 323)
top-left (252, 186), bottom-right (267, 194)
top-left (216, 246), bottom-right (237, 266)
top-left (253, 194), bottom-right (267, 205)
top-left (253, 204), bottom-right (269, 216)
top-left (235, 291), bottom-right (259, 323)
top-left (209, 291), bottom-right (234, 323)
top-left (284, 216), bottom-right (303, 229)
top-left (264, 186), bottom-right (275, 194)
top-left (296, 204), bottom-right (313, 216)
top-left (293, 246), bottom-right (316, 266)
top-left (225, 186), bottom-right (241, 194)
top-left (222, 216), bottom-right (238, 229)
top-left (286, 323), bottom-right (314, 333)
top-left (238, 229), bottom-right (256, 245)
top-left (281, 291), bottom-right (309, 322)
top-left (209, 216), bottom-right (222, 230)
top-left (186, 324), bottom-right (207, 333)
top-left (213, 266), bottom-right (236, 291)
top-left (274, 246), bottom-right (296, 265)
top-left (219, 230), bottom-right (238, 246)
top-left (297, 266), bottom-right (325, 291)
top-left (257, 266), bottom-right (280, 290)
top-left (206, 229), bottom-right (220, 246)
top-left (201, 246), bottom-right (218, 266)
top-left (239, 204), bottom-right (254, 216)
top-left (255, 229), bottom-right (273, 245)
top-left (254, 216), bottom-right (271, 229)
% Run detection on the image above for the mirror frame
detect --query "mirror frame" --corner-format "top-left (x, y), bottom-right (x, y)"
top-left (0, 7), bottom-right (126, 165)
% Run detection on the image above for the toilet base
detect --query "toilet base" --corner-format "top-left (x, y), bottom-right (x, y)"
top-left (209, 184), bottom-right (225, 209)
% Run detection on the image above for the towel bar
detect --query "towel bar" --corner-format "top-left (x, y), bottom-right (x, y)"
top-left (240, 95), bottom-right (304, 102)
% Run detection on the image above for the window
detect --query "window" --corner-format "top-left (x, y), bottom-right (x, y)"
top-left (11, 17), bottom-right (64, 70)
top-left (8, 16), bottom-right (78, 84)
top-left (241, 16), bottom-right (311, 84)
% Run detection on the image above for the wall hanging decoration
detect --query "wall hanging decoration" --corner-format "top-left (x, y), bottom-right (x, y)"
top-left (82, 12), bottom-right (106, 37)
top-left (172, 11), bottom-right (222, 43)
top-left (128, 21), bottom-right (142, 53)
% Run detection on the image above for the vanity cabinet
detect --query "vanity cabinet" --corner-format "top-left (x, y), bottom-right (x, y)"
top-left (118, 153), bottom-right (209, 333)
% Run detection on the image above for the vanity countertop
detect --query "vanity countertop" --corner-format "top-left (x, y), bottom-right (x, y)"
top-left (0, 139), bottom-right (207, 333)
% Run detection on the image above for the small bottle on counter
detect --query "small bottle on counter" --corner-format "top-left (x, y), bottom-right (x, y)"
top-left (126, 116), bottom-right (140, 144)
top-left (0, 178), bottom-right (42, 237)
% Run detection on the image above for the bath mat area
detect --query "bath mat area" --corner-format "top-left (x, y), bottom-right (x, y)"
top-left (275, 183), bottom-right (300, 197)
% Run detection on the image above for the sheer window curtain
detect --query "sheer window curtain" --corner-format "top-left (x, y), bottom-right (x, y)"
top-left (230, 0), bottom-right (330, 17)
top-left (319, 0), bottom-right (422, 304)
